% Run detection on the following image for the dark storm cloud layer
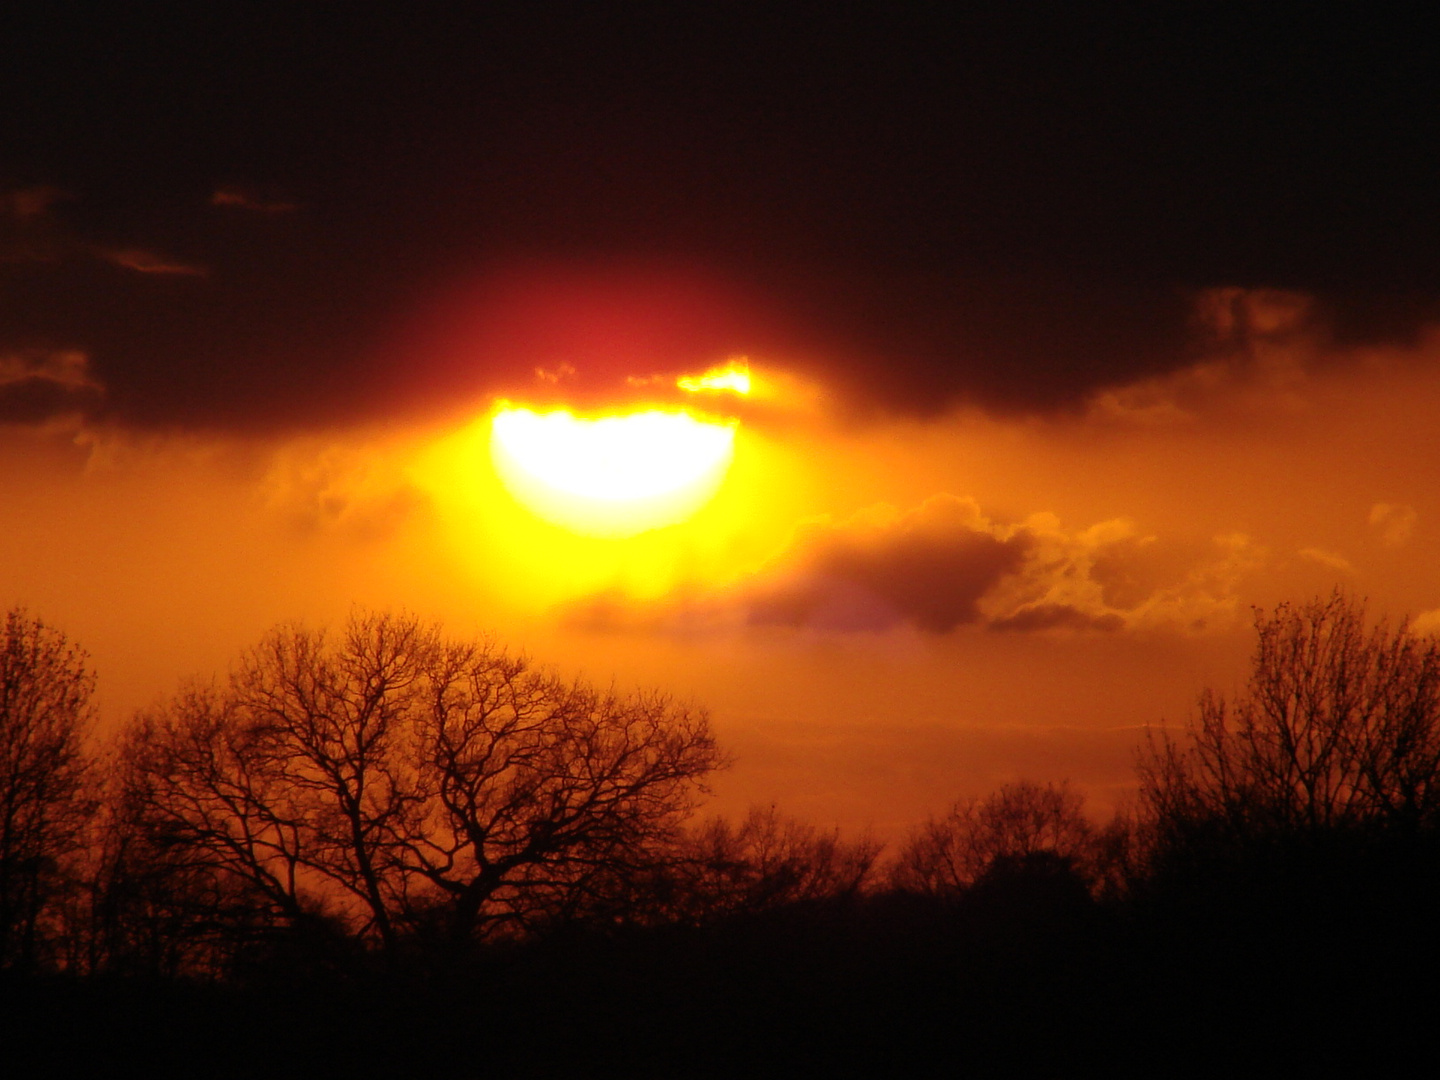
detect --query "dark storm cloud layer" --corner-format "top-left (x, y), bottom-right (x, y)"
top-left (3, 5), bottom-right (1439, 430)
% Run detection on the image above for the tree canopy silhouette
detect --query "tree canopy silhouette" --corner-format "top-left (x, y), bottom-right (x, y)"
top-left (891, 779), bottom-right (1107, 896)
top-left (663, 805), bottom-right (881, 923)
top-left (1140, 592), bottom-right (1440, 852)
top-left (0, 608), bottom-right (95, 971)
top-left (117, 611), bottom-right (723, 960)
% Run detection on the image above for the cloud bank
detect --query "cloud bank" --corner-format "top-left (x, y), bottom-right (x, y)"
top-left (566, 495), bottom-right (1260, 638)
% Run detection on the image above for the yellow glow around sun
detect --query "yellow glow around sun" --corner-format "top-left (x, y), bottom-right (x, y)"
top-left (407, 358), bottom-right (818, 605)
top-left (490, 406), bottom-right (737, 537)
top-left (411, 391), bottom-right (814, 609)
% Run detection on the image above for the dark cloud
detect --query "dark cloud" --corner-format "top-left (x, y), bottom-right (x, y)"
top-left (99, 248), bottom-right (206, 276)
top-left (3, 186), bottom-right (65, 222)
top-left (2, 6), bottom-right (1438, 430)
top-left (562, 496), bottom-right (1261, 638)
top-left (0, 377), bottom-right (93, 425)
top-left (0, 348), bottom-right (102, 423)
top-left (210, 187), bottom-right (298, 214)
top-left (990, 605), bottom-right (1125, 634)
top-left (746, 499), bottom-right (1029, 634)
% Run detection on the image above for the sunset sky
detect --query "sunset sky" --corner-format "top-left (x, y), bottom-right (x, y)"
top-left (4, 7), bottom-right (1440, 837)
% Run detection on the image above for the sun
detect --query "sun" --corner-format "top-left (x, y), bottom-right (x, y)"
top-left (488, 359), bottom-right (752, 537)
top-left (489, 406), bottom-right (736, 537)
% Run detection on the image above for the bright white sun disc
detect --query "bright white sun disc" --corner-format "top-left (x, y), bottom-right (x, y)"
top-left (490, 406), bottom-right (737, 535)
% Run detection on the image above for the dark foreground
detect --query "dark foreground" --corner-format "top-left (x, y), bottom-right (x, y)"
top-left (5, 858), bottom-right (1436, 1079)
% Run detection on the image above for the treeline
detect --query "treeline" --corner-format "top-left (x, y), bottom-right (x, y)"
top-left (1, 607), bottom-right (1121, 977)
top-left (3, 594), bottom-right (1440, 1073)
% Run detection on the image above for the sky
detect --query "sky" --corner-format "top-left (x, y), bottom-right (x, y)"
top-left (4, 6), bottom-right (1440, 837)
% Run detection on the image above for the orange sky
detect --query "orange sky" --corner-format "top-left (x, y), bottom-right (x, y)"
top-left (4, 288), bottom-right (1439, 840)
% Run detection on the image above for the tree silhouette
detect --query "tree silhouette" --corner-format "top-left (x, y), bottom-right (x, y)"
top-left (0, 608), bottom-right (95, 971)
top-left (887, 777), bottom-right (1100, 898)
top-left (1140, 592), bottom-right (1440, 851)
top-left (1131, 593), bottom-right (1440, 1056)
top-left (114, 680), bottom-right (339, 973)
top-left (656, 805), bottom-right (880, 923)
top-left (119, 611), bottom-right (724, 958)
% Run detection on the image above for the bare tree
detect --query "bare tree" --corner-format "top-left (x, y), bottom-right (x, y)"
top-left (647, 806), bottom-right (881, 923)
top-left (1139, 592), bottom-right (1440, 849)
top-left (119, 611), bottom-right (724, 956)
top-left (890, 780), bottom-right (1098, 896)
top-left (404, 640), bottom-right (724, 940)
top-left (0, 608), bottom-right (95, 971)
top-left (117, 682), bottom-right (342, 969)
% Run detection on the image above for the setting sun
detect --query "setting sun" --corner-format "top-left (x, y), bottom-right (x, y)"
top-left (489, 406), bottom-right (738, 537)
